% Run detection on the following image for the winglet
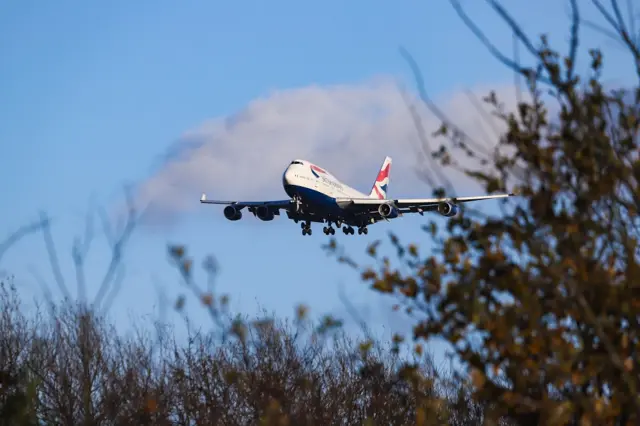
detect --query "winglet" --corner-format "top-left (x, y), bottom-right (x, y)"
top-left (200, 193), bottom-right (207, 202)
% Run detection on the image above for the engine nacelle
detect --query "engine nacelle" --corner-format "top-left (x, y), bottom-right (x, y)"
top-left (256, 206), bottom-right (275, 221)
top-left (378, 202), bottom-right (399, 219)
top-left (223, 205), bottom-right (242, 221)
top-left (437, 202), bottom-right (458, 217)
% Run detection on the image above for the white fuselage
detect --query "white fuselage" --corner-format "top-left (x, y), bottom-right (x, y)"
top-left (282, 159), bottom-right (368, 205)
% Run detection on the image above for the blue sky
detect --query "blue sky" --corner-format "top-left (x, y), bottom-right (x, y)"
top-left (1, 0), bottom-right (637, 364)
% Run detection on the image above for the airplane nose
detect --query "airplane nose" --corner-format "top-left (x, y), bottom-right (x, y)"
top-left (283, 168), bottom-right (293, 186)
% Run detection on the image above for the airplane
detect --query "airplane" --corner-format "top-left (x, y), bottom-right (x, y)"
top-left (200, 156), bottom-right (515, 236)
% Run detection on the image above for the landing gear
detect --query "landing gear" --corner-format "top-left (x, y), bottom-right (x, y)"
top-left (299, 220), bottom-right (367, 236)
top-left (340, 225), bottom-right (368, 235)
top-left (292, 196), bottom-right (303, 213)
top-left (323, 221), bottom-right (336, 235)
top-left (342, 226), bottom-right (355, 235)
top-left (301, 221), bottom-right (312, 236)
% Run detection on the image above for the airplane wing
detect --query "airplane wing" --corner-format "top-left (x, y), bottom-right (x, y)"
top-left (335, 193), bottom-right (515, 211)
top-left (200, 193), bottom-right (292, 209)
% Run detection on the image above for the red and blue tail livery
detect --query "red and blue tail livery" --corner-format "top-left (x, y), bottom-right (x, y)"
top-left (369, 156), bottom-right (391, 200)
top-left (200, 156), bottom-right (515, 236)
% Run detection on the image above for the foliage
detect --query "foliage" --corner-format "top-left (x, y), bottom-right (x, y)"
top-left (0, 277), bottom-right (518, 425)
top-left (328, 1), bottom-right (640, 424)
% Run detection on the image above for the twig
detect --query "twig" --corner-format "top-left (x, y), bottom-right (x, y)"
top-left (0, 218), bottom-right (47, 265)
top-left (40, 212), bottom-right (71, 301)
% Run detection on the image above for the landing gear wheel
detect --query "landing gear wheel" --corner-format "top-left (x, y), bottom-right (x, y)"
top-left (343, 226), bottom-right (356, 235)
top-left (363, 227), bottom-right (368, 235)
top-left (324, 226), bottom-right (336, 235)
top-left (358, 228), bottom-right (363, 235)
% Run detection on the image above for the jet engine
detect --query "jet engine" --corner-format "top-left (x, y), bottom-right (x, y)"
top-left (256, 206), bottom-right (275, 221)
top-left (223, 205), bottom-right (242, 221)
top-left (437, 201), bottom-right (458, 217)
top-left (378, 202), bottom-right (398, 219)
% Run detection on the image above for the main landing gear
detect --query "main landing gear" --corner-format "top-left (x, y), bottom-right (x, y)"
top-left (300, 221), bottom-right (368, 236)
top-left (341, 225), bottom-right (368, 235)
top-left (323, 225), bottom-right (336, 235)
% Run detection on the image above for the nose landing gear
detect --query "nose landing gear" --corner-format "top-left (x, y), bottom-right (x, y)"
top-left (292, 195), bottom-right (303, 213)
top-left (301, 221), bottom-right (312, 236)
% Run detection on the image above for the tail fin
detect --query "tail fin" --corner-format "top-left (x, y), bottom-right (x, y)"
top-left (368, 156), bottom-right (392, 199)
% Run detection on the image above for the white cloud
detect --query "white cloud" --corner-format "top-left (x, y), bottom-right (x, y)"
top-left (133, 75), bottom-right (525, 226)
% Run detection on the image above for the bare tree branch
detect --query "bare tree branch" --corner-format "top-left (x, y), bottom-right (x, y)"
top-left (448, 0), bottom-right (550, 85)
top-left (93, 187), bottom-right (143, 312)
top-left (72, 201), bottom-right (96, 306)
top-left (39, 211), bottom-right (72, 302)
top-left (0, 218), bottom-right (47, 265)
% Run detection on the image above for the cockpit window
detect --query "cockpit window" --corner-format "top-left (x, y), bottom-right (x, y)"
top-left (290, 161), bottom-right (303, 165)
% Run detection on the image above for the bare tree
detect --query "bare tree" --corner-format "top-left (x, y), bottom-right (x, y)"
top-left (0, 280), bottom-right (507, 425)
